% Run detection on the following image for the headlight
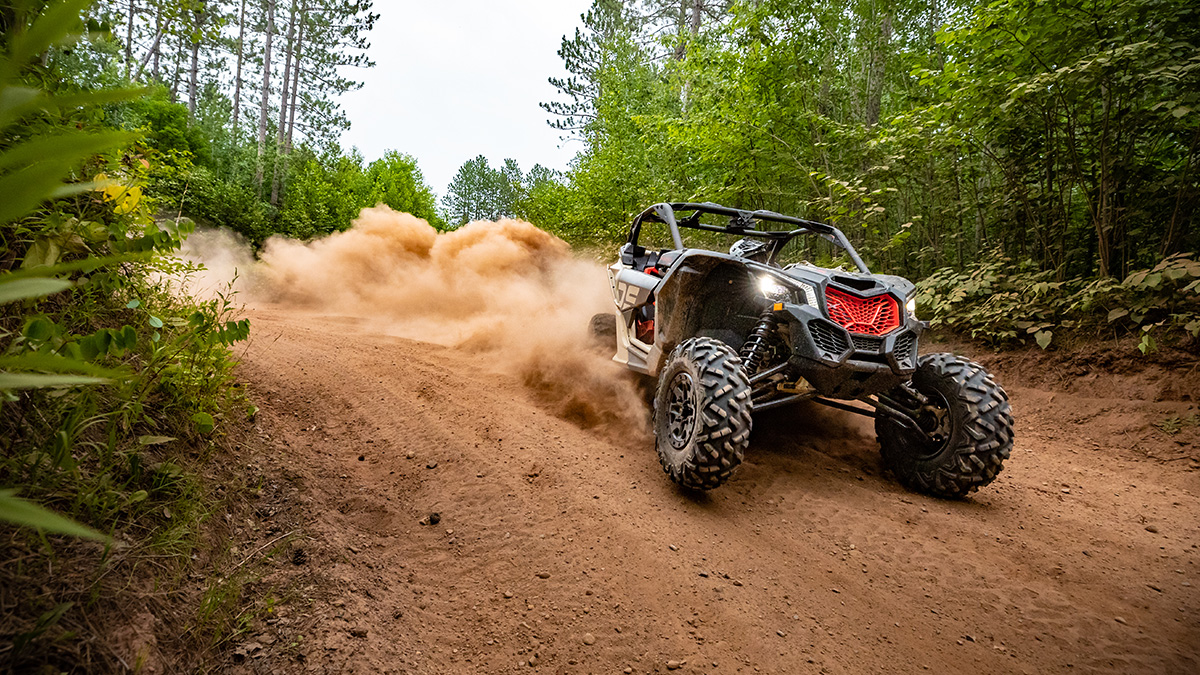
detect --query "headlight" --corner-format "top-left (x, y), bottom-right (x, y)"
top-left (758, 276), bottom-right (791, 301)
top-left (758, 275), bottom-right (820, 310)
top-left (905, 296), bottom-right (917, 318)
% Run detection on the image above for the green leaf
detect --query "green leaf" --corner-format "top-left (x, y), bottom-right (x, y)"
top-left (148, 315), bottom-right (163, 329)
top-left (0, 131), bottom-right (135, 175)
top-left (125, 299), bottom-right (141, 309)
top-left (0, 372), bottom-right (109, 390)
top-left (0, 253), bottom-right (148, 281)
top-left (4, 0), bottom-right (92, 74)
top-left (0, 88), bottom-right (143, 129)
top-left (22, 317), bottom-right (55, 341)
top-left (0, 489), bottom-right (108, 541)
top-left (0, 165), bottom-right (89, 225)
top-left (1107, 308), bottom-right (1129, 322)
top-left (1138, 333), bottom-right (1157, 355)
top-left (191, 412), bottom-right (214, 434)
top-left (0, 353), bottom-right (123, 378)
top-left (138, 435), bottom-right (176, 446)
top-left (0, 277), bottom-right (71, 304)
top-left (20, 238), bottom-right (62, 269)
top-left (1035, 330), bottom-right (1052, 350)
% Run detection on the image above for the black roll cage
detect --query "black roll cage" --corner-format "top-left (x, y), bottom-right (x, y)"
top-left (628, 202), bottom-right (870, 274)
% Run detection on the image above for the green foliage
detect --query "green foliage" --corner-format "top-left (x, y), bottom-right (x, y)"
top-left (916, 252), bottom-right (1200, 349)
top-left (275, 147), bottom-right (370, 239)
top-left (364, 150), bottom-right (441, 226)
top-left (514, 165), bottom-right (574, 237)
top-left (109, 89), bottom-right (211, 162)
top-left (442, 155), bottom-right (523, 227)
top-left (521, 0), bottom-right (1200, 351)
top-left (1, 0), bottom-right (249, 551)
top-left (0, 489), bottom-right (107, 540)
top-left (1154, 413), bottom-right (1200, 435)
top-left (155, 163), bottom-right (274, 243)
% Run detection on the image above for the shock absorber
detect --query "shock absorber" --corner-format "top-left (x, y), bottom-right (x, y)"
top-left (740, 309), bottom-right (779, 375)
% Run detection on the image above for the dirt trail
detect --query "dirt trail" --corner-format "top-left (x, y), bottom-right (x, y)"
top-left (230, 305), bottom-right (1198, 675)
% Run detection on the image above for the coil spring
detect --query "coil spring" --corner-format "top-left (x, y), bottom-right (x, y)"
top-left (740, 310), bottom-right (778, 374)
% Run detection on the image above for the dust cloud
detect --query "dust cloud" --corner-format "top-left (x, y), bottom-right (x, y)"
top-left (178, 205), bottom-right (648, 435)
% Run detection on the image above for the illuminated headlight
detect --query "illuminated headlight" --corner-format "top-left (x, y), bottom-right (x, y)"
top-left (758, 276), bottom-right (791, 301)
top-left (905, 296), bottom-right (918, 318)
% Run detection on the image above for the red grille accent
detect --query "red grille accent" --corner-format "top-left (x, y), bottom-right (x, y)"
top-left (824, 287), bottom-right (900, 336)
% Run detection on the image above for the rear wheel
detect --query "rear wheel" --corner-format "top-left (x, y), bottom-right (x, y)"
top-left (653, 337), bottom-right (753, 490)
top-left (876, 352), bottom-right (1013, 498)
top-left (589, 312), bottom-right (617, 350)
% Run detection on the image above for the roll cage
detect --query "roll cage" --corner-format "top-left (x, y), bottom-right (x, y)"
top-left (626, 202), bottom-right (870, 274)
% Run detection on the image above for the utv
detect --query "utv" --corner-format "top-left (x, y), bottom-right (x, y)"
top-left (593, 202), bottom-right (1013, 498)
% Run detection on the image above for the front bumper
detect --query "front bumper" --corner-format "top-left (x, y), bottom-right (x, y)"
top-left (775, 303), bottom-right (923, 399)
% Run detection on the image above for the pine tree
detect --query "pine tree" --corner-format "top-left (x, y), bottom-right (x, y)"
top-left (255, 0), bottom-right (276, 189)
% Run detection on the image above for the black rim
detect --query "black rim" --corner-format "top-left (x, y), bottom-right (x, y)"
top-left (910, 389), bottom-right (952, 459)
top-left (667, 372), bottom-right (697, 449)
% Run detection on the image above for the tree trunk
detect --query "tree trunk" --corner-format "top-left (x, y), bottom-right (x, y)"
top-left (271, 0), bottom-right (298, 206)
top-left (169, 35), bottom-right (183, 102)
top-left (673, 0), bottom-right (686, 60)
top-left (864, 12), bottom-right (892, 127)
top-left (125, 0), bottom-right (136, 80)
top-left (1093, 84), bottom-right (1114, 278)
top-left (285, 2), bottom-right (306, 154)
top-left (680, 0), bottom-right (702, 112)
top-left (232, 0), bottom-right (247, 134)
top-left (139, 8), bottom-right (167, 82)
top-left (1161, 129), bottom-right (1199, 257)
top-left (187, 3), bottom-right (205, 117)
top-left (256, 0), bottom-right (277, 191)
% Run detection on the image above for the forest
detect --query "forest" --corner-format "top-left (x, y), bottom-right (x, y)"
top-left (1, 0), bottom-right (1198, 670)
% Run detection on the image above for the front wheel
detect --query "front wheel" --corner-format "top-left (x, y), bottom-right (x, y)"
top-left (653, 337), bottom-right (753, 490)
top-left (876, 352), bottom-right (1014, 498)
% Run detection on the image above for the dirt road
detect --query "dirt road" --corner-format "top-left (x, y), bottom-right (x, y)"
top-left (231, 306), bottom-right (1198, 675)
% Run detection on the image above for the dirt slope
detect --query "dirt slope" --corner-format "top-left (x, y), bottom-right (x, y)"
top-left (228, 306), bottom-right (1199, 675)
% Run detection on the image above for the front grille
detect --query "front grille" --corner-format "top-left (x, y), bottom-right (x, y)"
top-left (810, 320), bottom-right (849, 357)
top-left (851, 334), bottom-right (882, 353)
top-left (893, 332), bottom-right (917, 367)
top-left (825, 287), bottom-right (900, 336)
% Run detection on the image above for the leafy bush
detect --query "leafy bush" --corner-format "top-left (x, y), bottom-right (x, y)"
top-left (108, 89), bottom-right (211, 163)
top-left (1, 0), bottom-right (250, 549)
top-left (1, 3), bottom-right (256, 665)
top-left (917, 252), bottom-right (1200, 351)
top-left (153, 163), bottom-right (274, 243)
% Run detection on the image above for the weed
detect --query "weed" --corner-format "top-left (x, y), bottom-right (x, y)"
top-left (1154, 414), bottom-right (1200, 436)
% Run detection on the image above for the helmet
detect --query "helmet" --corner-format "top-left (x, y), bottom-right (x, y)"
top-left (729, 238), bottom-right (771, 262)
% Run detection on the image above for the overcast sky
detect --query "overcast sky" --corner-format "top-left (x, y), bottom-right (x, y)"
top-left (336, 0), bottom-right (595, 199)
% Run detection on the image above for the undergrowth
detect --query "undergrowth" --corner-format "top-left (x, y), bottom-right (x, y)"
top-left (1, 1), bottom-right (258, 670)
top-left (916, 251), bottom-right (1200, 354)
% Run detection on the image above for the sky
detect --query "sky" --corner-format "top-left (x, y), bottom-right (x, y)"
top-left (336, 0), bottom-right (595, 199)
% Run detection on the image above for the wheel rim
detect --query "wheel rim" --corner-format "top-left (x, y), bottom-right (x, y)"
top-left (910, 390), bottom-right (952, 459)
top-left (667, 372), bottom-right (698, 449)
